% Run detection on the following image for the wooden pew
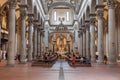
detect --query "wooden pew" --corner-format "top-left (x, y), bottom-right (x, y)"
top-left (67, 58), bottom-right (91, 67)
top-left (32, 53), bottom-right (58, 67)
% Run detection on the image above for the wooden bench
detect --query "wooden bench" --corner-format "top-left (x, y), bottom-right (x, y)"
top-left (32, 53), bottom-right (58, 67)
top-left (67, 58), bottom-right (91, 67)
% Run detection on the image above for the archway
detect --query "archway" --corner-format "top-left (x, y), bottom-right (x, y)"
top-left (48, 2), bottom-right (75, 14)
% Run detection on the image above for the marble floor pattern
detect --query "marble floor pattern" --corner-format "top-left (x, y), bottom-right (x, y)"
top-left (0, 60), bottom-right (120, 80)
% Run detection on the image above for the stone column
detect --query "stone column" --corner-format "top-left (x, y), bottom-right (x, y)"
top-left (17, 26), bottom-right (21, 58)
top-left (37, 28), bottom-right (41, 58)
top-left (28, 13), bottom-right (34, 61)
top-left (90, 14), bottom-right (96, 63)
top-left (82, 26), bottom-right (86, 57)
top-left (44, 21), bottom-right (49, 49)
top-left (96, 5), bottom-right (105, 64)
top-left (40, 31), bottom-right (42, 57)
top-left (19, 3), bottom-right (27, 64)
top-left (7, 0), bottom-right (17, 66)
top-left (107, 0), bottom-right (117, 66)
top-left (78, 29), bottom-right (83, 57)
top-left (74, 24), bottom-right (79, 50)
top-left (85, 20), bottom-right (90, 60)
top-left (40, 30), bottom-right (44, 57)
top-left (33, 23), bottom-right (38, 59)
top-left (80, 32), bottom-right (83, 57)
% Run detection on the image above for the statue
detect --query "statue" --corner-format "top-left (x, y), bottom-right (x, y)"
top-left (56, 34), bottom-right (66, 52)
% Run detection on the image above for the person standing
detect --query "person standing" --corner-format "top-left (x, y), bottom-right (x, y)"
top-left (72, 55), bottom-right (76, 65)
top-left (18, 54), bottom-right (21, 63)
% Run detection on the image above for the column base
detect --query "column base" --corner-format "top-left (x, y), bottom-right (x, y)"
top-left (7, 64), bottom-right (15, 67)
top-left (27, 60), bottom-right (32, 62)
top-left (91, 59), bottom-right (96, 63)
top-left (28, 57), bottom-right (32, 62)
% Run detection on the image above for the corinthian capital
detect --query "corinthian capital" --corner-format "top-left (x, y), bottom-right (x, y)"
top-left (8, 0), bottom-right (17, 8)
top-left (107, 0), bottom-right (116, 9)
top-left (95, 5), bottom-right (105, 19)
top-left (28, 13), bottom-right (34, 25)
top-left (20, 9), bottom-right (27, 19)
top-left (89, 13), bottom-right (96, 25)
top-left (85, 20), bottom-right (90, 31)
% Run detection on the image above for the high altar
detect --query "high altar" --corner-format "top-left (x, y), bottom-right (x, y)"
top-left (49, 21), bottom-right (74, 54)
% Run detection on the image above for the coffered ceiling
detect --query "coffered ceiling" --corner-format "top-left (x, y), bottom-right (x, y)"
top-left (40, 0), bottom-right (83, 14)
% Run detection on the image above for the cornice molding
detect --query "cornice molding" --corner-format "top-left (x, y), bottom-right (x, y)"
top-left (46, 19), bottom-right (77, 27)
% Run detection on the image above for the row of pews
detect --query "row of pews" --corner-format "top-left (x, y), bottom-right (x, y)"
top-left (32, 53), bottom-right (58, 67)
top-left (67, 57), bottom-right (91, 67)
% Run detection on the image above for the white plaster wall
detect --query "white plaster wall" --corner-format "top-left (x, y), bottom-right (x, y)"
top-left (49, 8), bottom-right (74, 25)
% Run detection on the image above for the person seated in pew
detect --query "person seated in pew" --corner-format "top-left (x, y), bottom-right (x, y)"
top-left (83, 57), bottom-right (86, 64)
top-left (43, 52), bottom-right (50, 64)
top-left (80, 57), bottom-right (84, 64)
top-left (85, 58), bottom-right (91, 64)
top-left (71, 55), bottom-right (76, 65)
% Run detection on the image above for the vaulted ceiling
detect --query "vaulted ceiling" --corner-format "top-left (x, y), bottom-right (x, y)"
top-left (40, 0), bottom-right (83, 14)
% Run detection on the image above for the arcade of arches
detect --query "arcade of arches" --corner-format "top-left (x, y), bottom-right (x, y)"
top-left (0, 0), bottom-right (120, 80)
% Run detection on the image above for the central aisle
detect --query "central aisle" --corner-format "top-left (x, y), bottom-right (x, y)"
top-left (52, 60), bottom-right (120, 80)
top-left (52, 60), bottom-right (71, 70)
top-left (52, 60), bottom-right (72, 80)
top-left (0, 60), bottom-right (119, 80)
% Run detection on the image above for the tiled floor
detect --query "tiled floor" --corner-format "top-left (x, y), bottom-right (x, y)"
top-left (0, 60), bottom-right (120, 80)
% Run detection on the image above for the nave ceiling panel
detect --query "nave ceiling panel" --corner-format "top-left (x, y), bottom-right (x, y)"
top-left (40, 0), bottom-right (82, 14)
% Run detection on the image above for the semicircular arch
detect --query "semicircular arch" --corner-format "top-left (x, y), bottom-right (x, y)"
top-left (48, 2), bottom-right (75, 13)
